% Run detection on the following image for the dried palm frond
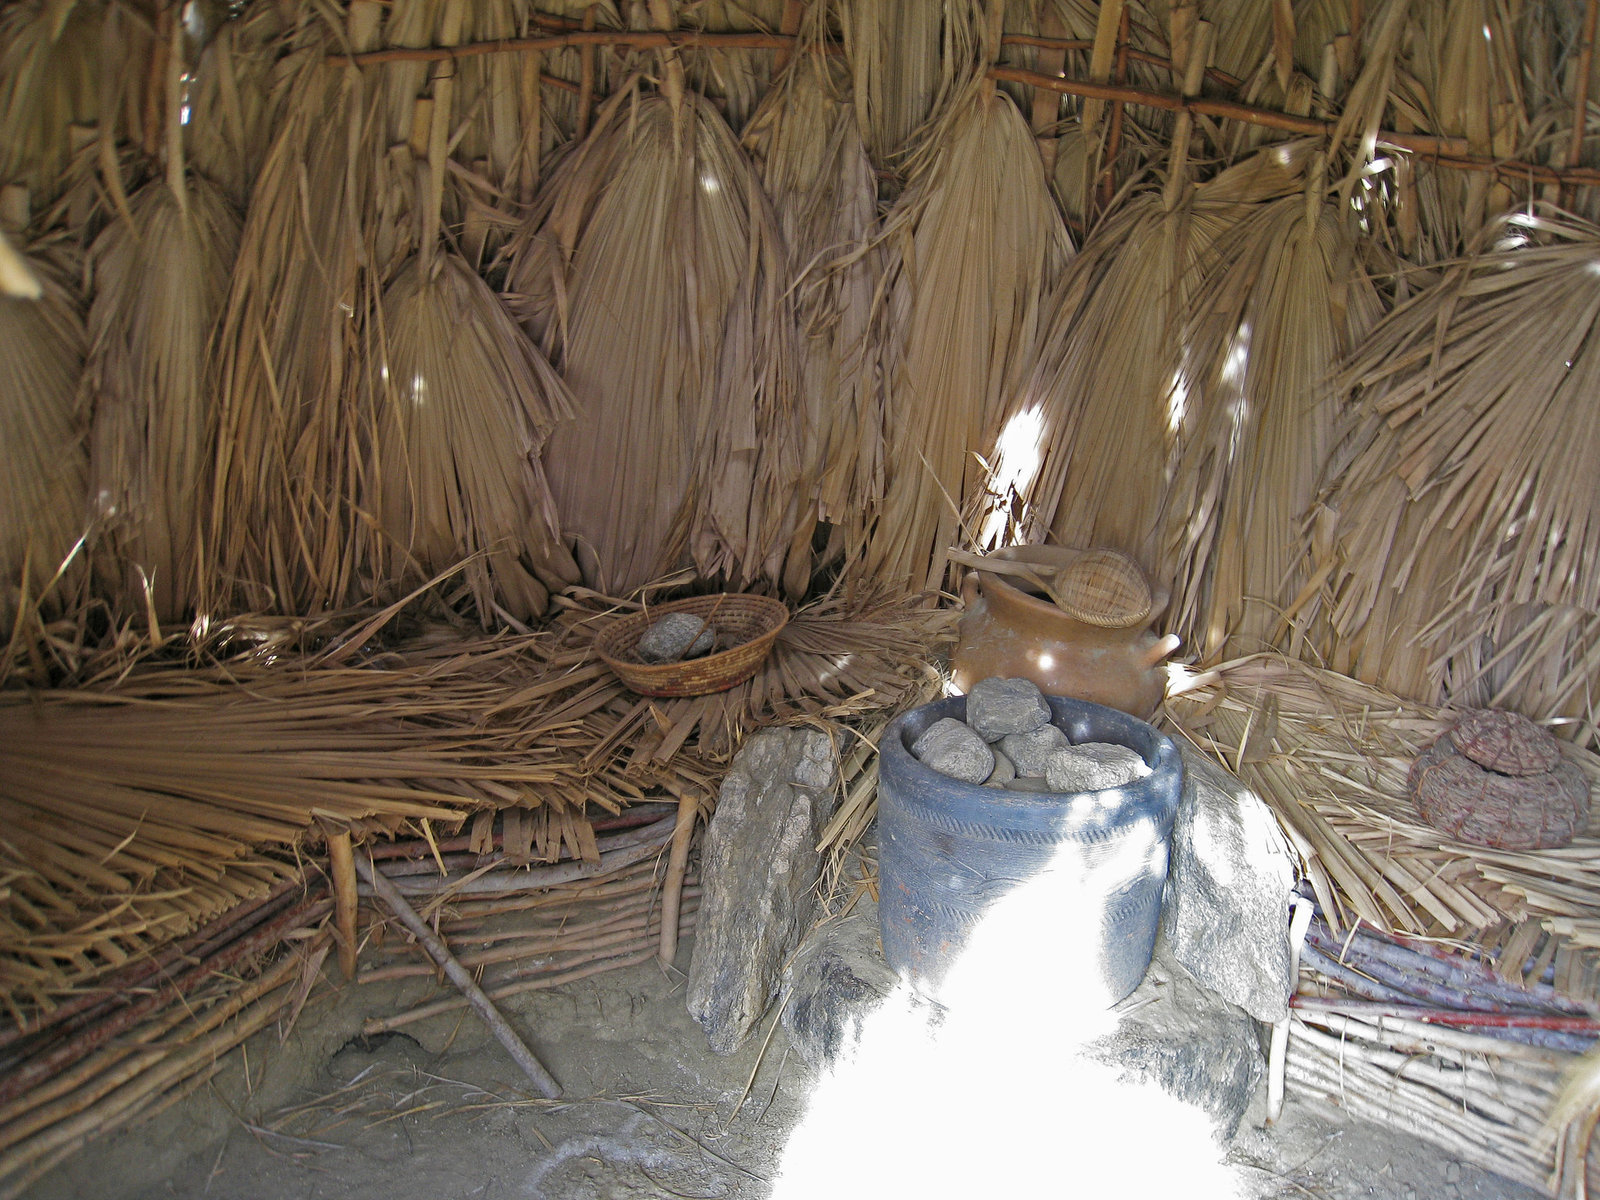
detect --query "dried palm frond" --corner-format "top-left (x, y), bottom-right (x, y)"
top-left (208, 46), bottom-right (379, 615)
top-left (0, 241), bottom-right (87, 632)
top-left (507, 90), bottom-right (806, 596)
top-left (676, 0), bottom-right (786, 129)
top-left (1312, 211), bottom-right (1600, 727)
top-left (0, 0), bottom-right (100, 205)
top-left (86, 174), bottom-right (240, 623)
top-left (1013, 193), bottom-right (1232, 568)
top-left (834, 0), bottom-right (969, 169)
top-left (744, 47), bottom-right (886, 572)
top-left (184, 3), bottom-right (288, 209)
top-left (368, 255), bottom-right (577, 623)
top-left (868, 82), bottom-right (1071, 590)
top-left (1162, 182), bottom-right (1383, 663)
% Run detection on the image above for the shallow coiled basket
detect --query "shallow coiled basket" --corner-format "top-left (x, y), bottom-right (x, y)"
top-left (594, 594), bottom-right (789, 698)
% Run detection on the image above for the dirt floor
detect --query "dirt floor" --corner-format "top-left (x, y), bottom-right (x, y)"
top-left (25, 927), bottom-right (1550, 1200)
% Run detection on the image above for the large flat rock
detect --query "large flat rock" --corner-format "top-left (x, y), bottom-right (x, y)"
top-left (687, 727), bottom-right (840, 1055)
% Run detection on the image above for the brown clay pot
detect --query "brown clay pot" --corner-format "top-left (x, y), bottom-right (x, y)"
top-left (951, 546), bottom-right (1178, 718)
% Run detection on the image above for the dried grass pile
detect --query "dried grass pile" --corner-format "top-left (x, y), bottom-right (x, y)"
top-left (868, 81), bottom-right (1071, 589)
top-left (507, 88), bottom-right (806, 596)
top-left (1310, 212), bottom-right (1600, 729)
top-left (1166, 654), bottom-right (1600, 1008)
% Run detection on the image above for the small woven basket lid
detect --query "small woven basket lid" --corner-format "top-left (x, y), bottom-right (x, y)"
top-left (1052, 549), bottom-right (1153, 628)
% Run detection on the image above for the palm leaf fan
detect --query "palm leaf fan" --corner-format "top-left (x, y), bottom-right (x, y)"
top-left (0, 0), bottom-right (100, 205)
top-left (744, 50), bottom-right (886, 573)
top-left (866, 82), bottom-right (1071, 591)
top-left (833, 0), bottom-right (964, 169)
top-left (86, 174), bottom-right (240, 623)
top-left (1313, 211), bottom-right (1600, 726)
top-left (0, 241), bottom-right (87, 629)
top-left (1161, 183), bottom-right (1383, 663)
top-left (508, 91), bottom-right (806, 597)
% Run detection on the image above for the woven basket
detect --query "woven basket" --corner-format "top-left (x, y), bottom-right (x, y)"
top-left (1051, 549), bottom-right (1153, 628)
top-left (594, 594), bottom-right (789, 697)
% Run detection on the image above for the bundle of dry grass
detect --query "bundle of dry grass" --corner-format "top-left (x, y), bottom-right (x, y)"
top-left (0, 240), bottom-right (87, 637)
top-left (867, 81), bottom-right (1071, 590)
top-left (507, 88), bottom-right (807, 596)
top-left (1311, 212), bottom-right (1600, 726)
top-left (1161, 181), bottom-right (1383, 662)
top-left (85, 175), bottom-right (240, 624)
top-left (1165, 654), bottom-right (1600, 1007)
top-left (744, 48), bottom-right (886, 572)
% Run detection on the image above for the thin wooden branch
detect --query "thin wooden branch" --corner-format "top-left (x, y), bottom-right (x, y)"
top-left (356, 853), bottom-right (563, 1099)
top-left (658, 792), bottom-right (698, 967)
top-left (987, 65), bottom-right (1600, 187)
top-left (323, 823), bottom-right (359, 980)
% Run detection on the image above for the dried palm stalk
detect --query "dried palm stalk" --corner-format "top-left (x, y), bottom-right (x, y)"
top-left (0, 0), bottom-right (100, 204)
top-left (0, 242), bottom-right (87, 632)
top-left (86, 175), bottom-right (240, 623)
top-left (1162, 184), bottom-right (1383, 662)
top-left (507, 90), bottom-right (806, 596)
top-left (744, 50), bottom-right (886, 571)
top-left (1312, 211), bottom-right (1600, 726)
top-left (368, 255), bottom-right (577, 623)
top-left (867, 83), bottom-right (1071, 590)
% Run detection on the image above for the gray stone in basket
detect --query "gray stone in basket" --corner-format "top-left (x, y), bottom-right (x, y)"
top-left (911, 718), bottom-right (994, 785)
top-left (1004, 775), bottom-right (1055, 794)
top-left (983, 749), bottom-right (1017, 788)
top-left (1045, 742), bottom-right (1149, 793)
top-left (999, 724), bottom-right (1071, 777)
top-left (964, 677), bottom-right (1051, 742)
top-left (636, 612), bottom-right (717, 664)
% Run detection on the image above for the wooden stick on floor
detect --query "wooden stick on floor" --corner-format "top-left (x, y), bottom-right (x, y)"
top-left (355, 853), bottom-right (562, 1099)
top-left (658, 792), bottom-right (699, 967)
top-left (322, 820), bottom-right (360, 980)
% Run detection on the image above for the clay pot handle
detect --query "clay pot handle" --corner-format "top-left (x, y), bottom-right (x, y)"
top-left (1140, 633), bottom-right (1181, 670)
top-left (960, 570), bottom-right (980, 608)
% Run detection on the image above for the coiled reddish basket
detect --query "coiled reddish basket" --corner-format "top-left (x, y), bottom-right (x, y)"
top-left (593, 593), bottom-right (789, 697)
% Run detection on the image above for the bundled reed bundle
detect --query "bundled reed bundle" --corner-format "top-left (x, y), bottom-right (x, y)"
top-left (867, 82), bottom-right (1071, 589)
top-left (744, 51), bottom-right (886, 570)
top-left (85, 175), bottom-right (240, 623)
top-left (507, 88), bottom-right (807, 596)
top-left (1311, 212), bottom-right (1600, 724)
top-left (0, 240), bottom-right (87, 635)
top-left (1161, 184), bottom-right (1383, 662)
top-left (1165, 654), bottom-right (1600, 1005)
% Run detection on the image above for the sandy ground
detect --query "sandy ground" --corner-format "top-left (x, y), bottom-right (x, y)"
top-left (25, 932), bottom-right (1548, 1200)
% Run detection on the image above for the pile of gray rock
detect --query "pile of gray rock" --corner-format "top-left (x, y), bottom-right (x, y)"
top-left (911, 676), bottom-right (1151, 793)
top-left (635, 612), bottom-right (717, 664)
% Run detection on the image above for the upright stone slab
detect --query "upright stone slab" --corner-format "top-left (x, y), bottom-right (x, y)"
top-left (1163, 744), bottom-right (1297, 1024)
top-left (688, 727), bottom-right (840, 1055)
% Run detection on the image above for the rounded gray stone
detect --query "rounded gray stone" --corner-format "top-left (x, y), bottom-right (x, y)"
top-left (964, 677), bottom-right (1050, 742)
top-left (999, 724), bottom-right (1071, 777)
top-left (636, 612), bottom-right (716, 663)
top-left (983, 749), bottom-right (1017, 788)
top-left (1044, 741), bottom-right (1148, 792)
top-left (911, 717), bottom-right (995, 784)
